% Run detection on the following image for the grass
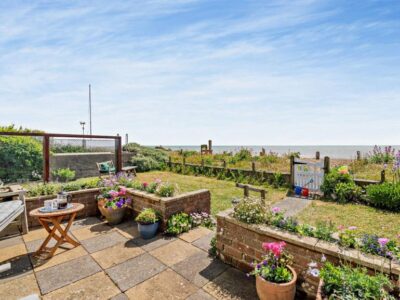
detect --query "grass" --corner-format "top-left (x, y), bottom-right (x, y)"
top-left (297, 200), bottom-right (400, 240)
top-left (136, 171), bottom-right (287, 215)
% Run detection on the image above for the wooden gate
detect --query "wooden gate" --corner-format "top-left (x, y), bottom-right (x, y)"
top-left (293, 158), bottom-right (325, 193)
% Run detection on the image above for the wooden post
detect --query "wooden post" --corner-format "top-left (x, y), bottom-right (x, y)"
top-left (252, 161), bottom-right (256, 172)
top-left (183, 157), bottom-right (186, 166)
top-left (168, 156), bottom-right (172, 168)
top-left (316, 151), bottom-right (320, 160)
top-left (222, 160), bottom-right (226, 168)
top-left (289, 156), bottom-right (295, 187)
top-left (244, 185), bottom-right (249, 198)
top-left (356, 151), bottom-right (361, 161)
top-left (208, 140), bottom-right (212, 154)
top-left (324, 156), bottom-right (330, 173)
top-left (380, 170), bottom-right (385, 183)
top-left (260, 190), bottom-right (266, 205)
top-left (115, 136), bottom-right (122, 173)
top-left (201, 159), bottom-right (204, 168)
top-left (43, 135), bottom-right (50, 182)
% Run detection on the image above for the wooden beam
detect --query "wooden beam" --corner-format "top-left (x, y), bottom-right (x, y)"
top-left (43, 135), bottom-right (50, 182)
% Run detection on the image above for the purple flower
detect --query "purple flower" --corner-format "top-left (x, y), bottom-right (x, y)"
top-left (348, 226), bottom-right (357, 231)
top-left (378, 238), bottom-right (389, 247)
top-left (272, 207), bottom-right (281, 213)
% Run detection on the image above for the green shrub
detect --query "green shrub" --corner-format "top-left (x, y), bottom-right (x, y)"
top-left (233, 197), bottom-right (267, 224)
top-left (26, 183), bottom-right (61, 197)
top-left (334, 182), bottom-right (362, 204)
top-left (321, 168), bottom-right (353, 196)
top-left (146, 182), bottom-right (158, 193)
top-left (272, 172), bottom-right (286, 188)
top-left (320, 262), bottom-right (394, 300)
top-left (135, 208), bottom-right (160, 224)
top-left (130, 156), bottom-right (162, 172)
top-left (298, 224), bottom-right (315, 237)
top-left (165, 212), bottom-right (192, 235)
top-left (209, 236), bottom-right (217, 257)
top-left (51, 168), bottom-right (76, 182)
top-left (366, 182), bottom-right (400, 211)
top-left (124, 143), bottom-right (167, 172)
top-left (156, 183), bottom-right (175, 197)
top-left (314, 221), bottom-right (335, 242)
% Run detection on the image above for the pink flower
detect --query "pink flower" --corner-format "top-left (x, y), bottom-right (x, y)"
top-left (109, 190), bottom-right (119, 198)
top-left (142, 182), bottom-right (148, 188)
top-left (262, 241), bottom-right (286, 257)
top-left (337, 225), bottom-right (345, 231)
top-left (378, 238), bottom-right (389, 247)
top-left (118, 187), bottom-right (127, 196)
top-left (155, 179), bottom-right (162, 184)
top-left (272, 207), bottom-right (281, 214)
top-left (348, 226), bottom-right (357, 231)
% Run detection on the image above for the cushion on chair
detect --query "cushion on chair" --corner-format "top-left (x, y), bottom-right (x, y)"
top-left (0, 200), bottom-right (24, 231)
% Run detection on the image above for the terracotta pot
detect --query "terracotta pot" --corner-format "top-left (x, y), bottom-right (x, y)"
top-left (256, 266), bottom-right (297, 300)
top-left (97, 198), bottom-right (126, 225)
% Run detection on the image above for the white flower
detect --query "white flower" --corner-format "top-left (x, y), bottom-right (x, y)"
top-left (310, 269), bottom-right (320, 277)
top-left (308, 261), bottom-right (317, 268)
top-left (321, 254), bottom-right (326, 262)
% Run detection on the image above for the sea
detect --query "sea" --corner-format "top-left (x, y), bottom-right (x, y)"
top-left (158, 145), bottom-right (400, 159)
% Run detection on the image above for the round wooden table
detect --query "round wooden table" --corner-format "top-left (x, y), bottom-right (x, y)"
top-left (29, 203), bottom-right (84, 258)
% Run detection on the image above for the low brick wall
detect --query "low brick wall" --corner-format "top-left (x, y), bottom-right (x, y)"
top-left (216, 209), bottom-right (400, 298)
top-left (26, 188), bottom-right (101, 228)
top-left (127, 189), bottom-right (211, 230)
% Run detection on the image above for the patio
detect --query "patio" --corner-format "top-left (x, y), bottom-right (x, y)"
top-left (0, 217), bottom-right (257, 300)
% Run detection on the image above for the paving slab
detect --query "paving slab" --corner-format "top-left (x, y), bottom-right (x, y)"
top-left (72, 222), bottom-right (115, 241)
top-left (115, 222), bottom-right (140, 239)
top-left (203, 267), bottom-right (257, 300)
top-left (106, 253), bottom-right (166, 291)
top-left (0, 235), bottom-right (24, 248)
top-left (25, 238), bottom-right (74, 255)
top-left (0, 273), bottom-right (40, 300)
top-left (192, 232), bottom-right (215, 252)
top-left (80, 231), bottom-right (128, 253)
top-left (35, 255), bottom-right (101, 294)
top-left (110, 293), bottom-right (129, 300)
top-left (179, 227), bottom-right (213, 243)
top-left (131, 234), bottom-right (175, 251)
top-left (187, 289), bottom-right (216, 300)
top-left (150, 239), bottom-right (202, 266)
top-left (22, 228), bottom-right (48, 243)
top-left (125, 269), bottom-right (198, 300)
top-left (0, 243), bottom-right (27, 261)
top-left (172, 251), bottom-right (228, 287)
top-left (70, 217), bottom-right (105, 231)
top-left (31, 246), bottom-right (87, 272)
top-left (0, 254), bottom-right (32, 281)
top-left (43, 271), bottom-right (120, 300)
top-left (91, 240), bottom-right (144, 269)
top-left (273, 196), bottom-right (312, 217)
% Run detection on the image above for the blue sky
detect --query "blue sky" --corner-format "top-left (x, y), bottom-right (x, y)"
top-left (0, 0), bottom-right (399, 145)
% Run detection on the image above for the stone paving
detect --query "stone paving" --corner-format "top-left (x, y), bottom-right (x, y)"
top-left (0, 217), bottom-right (257, 300)
top-left (273, 196), bottom-right (312, 217)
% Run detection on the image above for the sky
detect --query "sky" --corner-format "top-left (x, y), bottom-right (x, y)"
top-left (0, 0), bottom-right (399, 145)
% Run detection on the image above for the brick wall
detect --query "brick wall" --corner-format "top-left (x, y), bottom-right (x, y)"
top-left (216, 209), bottom-right (400, 298)
top-left (127, 189), bottom-right (211, 230)
top-left (26, 188), bottom-right (101, 227)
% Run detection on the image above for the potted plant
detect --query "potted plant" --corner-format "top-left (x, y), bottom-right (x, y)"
top-left (97, 186), bottom-right (131, 225)
top-left (249, 241), bottom-right (297, 300)
top-left (135, 208), bottom-right (160, 239)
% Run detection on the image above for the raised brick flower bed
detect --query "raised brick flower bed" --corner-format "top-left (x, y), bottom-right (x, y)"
top-left (216, 209), bottom-right (400, 297)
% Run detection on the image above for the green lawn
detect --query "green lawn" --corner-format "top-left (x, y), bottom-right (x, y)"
top-left (297, 200), bottom-right (400, 240)
top-left (136, 171), bottom-right (287, 215)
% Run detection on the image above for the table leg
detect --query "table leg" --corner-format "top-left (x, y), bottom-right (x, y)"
top-left (36, 216), bottom-right (62, 255)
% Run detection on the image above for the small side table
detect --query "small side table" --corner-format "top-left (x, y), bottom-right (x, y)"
top-left (29, 203), bottom-right (84, 258)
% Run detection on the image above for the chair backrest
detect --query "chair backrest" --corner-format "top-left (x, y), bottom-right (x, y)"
top-left (96, 161), bottom-right (115, 173)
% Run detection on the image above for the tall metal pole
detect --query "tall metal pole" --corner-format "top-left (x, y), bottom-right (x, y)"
top-left (89, 84), bottom-right (92, 135)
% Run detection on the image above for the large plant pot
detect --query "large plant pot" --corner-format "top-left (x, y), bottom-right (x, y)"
top-left (138, 222), bottom-right (159, 239)
top-left (97, 198), bottom-right (126, 225)
top-left (256, 266), bottom-right (297, 300)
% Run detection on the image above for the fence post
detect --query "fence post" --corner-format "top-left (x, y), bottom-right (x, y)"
top-left (315, 151), bottom-right (320, 160)
top-left (183, 157), bottom-right (186, 166)
top-left (260, 190), bottom-right (266, 205)
top-left (380, 170), bottom-right (385, 183)
top-left (43, 135), bottom-right (50, 182)
top-left (289, 156), bottom-right (295, 188)
top-left (168, 156), bottom-right (172, 169)
top-left (222, 160), bottom-right (226, 168)
top-left (252, 161), bottom-right (256, 172)
top-left (324, 156), bottom-right (330, 173)
top-left (244, 185), bottom-right (249, 198)
top-left (356, 151), bottom-right (361, 161)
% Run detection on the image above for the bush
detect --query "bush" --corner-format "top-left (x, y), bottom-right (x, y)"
top-left (130, 156), bottom-right (162, 172)
top-left (124, 143), bottom-right (167, 172)
top-left (366, 182), bottom-right (400, 211)
top-left (156, 182), bottom-right (175, 197)
top-left (320, 263), bottom-right (393, 300)
top-left (314, 221), bottom-right (335, 242)
top-left (334, 182), bottom-right (362, 203)
top-left (26, 183), bottom-right (60, 197)
top-left (135, 208), bottom-right (160, 225)
top-left (51, 168), bottom-right (76, 182)
top-left (0, 135), bottom-right (43, 183)
top-left (321, 168), bottom-right (353, 196)
top-left (368, 145), bottom-right (395, 164)
top-left (165, 212), bottom-right (192, 235)
top-left (233, 197), bottom-right (267, 224)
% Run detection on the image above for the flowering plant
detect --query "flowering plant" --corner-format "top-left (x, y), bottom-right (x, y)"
top-left (368, 145), bottom-right (395, 164)
top-left (338, 225), bottom-right (358, 248)
top-left (249, 241), bottom-right (294, 283)
top-left (360, 234), bottom-right (400, 260)
top-left (135, 208), bottom-right (160, 225)
top-left (97, 186), bottom-right (131, 210)
top-left (165, 212), bottom-right (192, 235)
top-left (190, 212), bottom-right (215, 228)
